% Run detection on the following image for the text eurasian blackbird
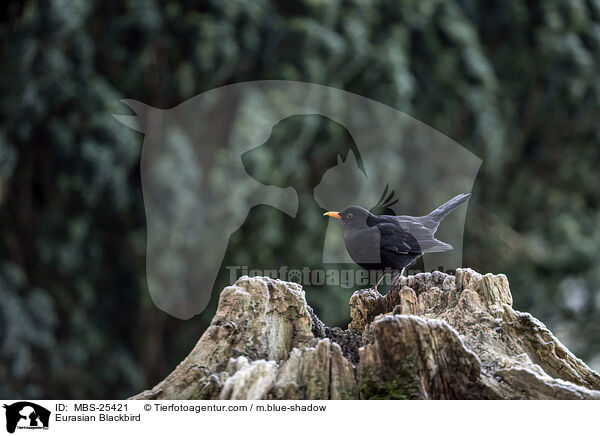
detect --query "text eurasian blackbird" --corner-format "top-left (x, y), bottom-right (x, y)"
top-left (324, 193), bottom-right (471, 289)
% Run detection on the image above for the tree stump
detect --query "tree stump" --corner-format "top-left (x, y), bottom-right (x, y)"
top-left (131, 269), bottom-right (600, 400)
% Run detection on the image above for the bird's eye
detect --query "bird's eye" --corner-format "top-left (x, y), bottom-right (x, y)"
top-left (347, 213), bottom-right (354, 219)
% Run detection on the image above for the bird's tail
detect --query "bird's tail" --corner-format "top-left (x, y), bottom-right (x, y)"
top-left (426, 193), bottom-right (471, 223)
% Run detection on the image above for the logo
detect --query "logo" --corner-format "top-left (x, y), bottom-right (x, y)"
top-left (113, 81), bottom-right (480, 319)
top-left (3, 402), bottom-right (50, 433)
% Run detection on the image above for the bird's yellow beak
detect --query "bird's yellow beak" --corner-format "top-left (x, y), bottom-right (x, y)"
top-left (323, 211), bottom-right (341, 219)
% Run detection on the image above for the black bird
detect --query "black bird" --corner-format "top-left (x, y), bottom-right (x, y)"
top-left (324, 193), bottom-right (471, 289)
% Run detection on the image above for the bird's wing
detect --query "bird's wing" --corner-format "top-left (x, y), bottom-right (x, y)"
top-left (375, 220), bottom-right (453, 254)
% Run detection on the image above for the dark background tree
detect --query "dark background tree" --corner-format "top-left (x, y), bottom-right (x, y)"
top-left (1, 0), bottom-right (599, 398)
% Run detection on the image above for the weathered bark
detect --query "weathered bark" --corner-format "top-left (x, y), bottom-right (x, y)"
top-left (131, 269), bottom-right (600, 400)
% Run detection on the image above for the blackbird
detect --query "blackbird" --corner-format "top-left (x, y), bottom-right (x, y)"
top-left (324, 193), bottom-right (471, 289)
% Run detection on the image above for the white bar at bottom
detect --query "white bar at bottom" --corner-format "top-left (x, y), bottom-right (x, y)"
top-left (0, 400), bottom-right (594, 436)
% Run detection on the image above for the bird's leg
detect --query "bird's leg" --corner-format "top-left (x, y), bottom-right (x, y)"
top-left (373, 272), bottom-right (386, 292)
top-left (391, 267), bottom-right (406, 287)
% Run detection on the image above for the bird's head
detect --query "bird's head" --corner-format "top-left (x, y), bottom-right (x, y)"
top-left (324, 206), bottom-right (372, 230)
